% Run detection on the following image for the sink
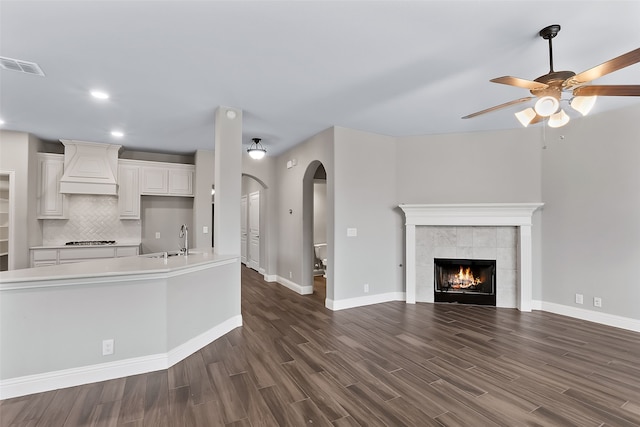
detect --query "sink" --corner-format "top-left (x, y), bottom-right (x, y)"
top-left (143, 250), bottom-right (205, 259)
top-left (143, 251), bottom-right (184, 259)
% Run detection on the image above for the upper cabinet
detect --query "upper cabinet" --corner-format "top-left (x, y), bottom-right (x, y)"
top-left (118, 160), bottom-right (141, 219)
top-left (118, 160), bottom-right (194, 219)
top-left (37, 153), bottom-right (68, 219)
top-left (140, 163), bottom-right (194, 196)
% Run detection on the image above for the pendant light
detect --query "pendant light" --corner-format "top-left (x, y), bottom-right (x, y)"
top-left (247, 137), bottom-right (266, 160)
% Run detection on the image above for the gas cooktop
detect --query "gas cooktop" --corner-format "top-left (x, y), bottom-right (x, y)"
top-left (65, 240), bottom-right (116, 246)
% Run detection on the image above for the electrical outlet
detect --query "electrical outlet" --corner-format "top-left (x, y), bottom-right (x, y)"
top-left (364, 283), bottom-right (369, 293)
top-left (289, 271), bottom-right (293, 279)
top-left (575, 293), bottom-right (583, 304)
top-left (594, 297), bottom-right (602, 307)
top-left (102, 339), bottom-right (114, 356)
top-left (155, 232), bottom-right (161, 239)
top-left (203, 226), bottom-right (209, 234)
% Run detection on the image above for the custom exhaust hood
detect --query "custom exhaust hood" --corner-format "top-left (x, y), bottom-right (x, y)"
top-left (59, 140), bottom-right (122, 195)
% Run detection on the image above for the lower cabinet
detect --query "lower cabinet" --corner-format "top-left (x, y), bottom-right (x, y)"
top-left (30, 245), bottom-right (140, 268)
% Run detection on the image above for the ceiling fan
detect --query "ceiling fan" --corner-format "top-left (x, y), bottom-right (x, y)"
top-left (462, 24), bottom-right (640, 127)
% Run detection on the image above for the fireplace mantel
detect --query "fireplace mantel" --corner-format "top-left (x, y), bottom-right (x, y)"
top-left (399, 203), bottom-right (543, 311)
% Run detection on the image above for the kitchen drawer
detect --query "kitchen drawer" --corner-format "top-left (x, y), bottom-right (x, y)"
top-left (59, 247), bottom-right (116, 260)
top-left (116, 246), bottom-right (139, 257)
top-left (32, 249), bottom-right (58, 262)
top-left (33, 261), bottom-right (58, 268)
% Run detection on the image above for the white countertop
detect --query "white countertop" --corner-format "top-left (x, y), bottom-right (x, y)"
top-left (0, 248), bottom-right (238, 287)
top-left (30, 243), bottom-right (141, 249)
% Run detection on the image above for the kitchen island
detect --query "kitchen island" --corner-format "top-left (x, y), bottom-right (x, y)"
top-left (0, 248), bottom-right (241, 399)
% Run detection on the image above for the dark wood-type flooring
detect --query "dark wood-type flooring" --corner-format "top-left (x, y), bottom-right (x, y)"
top-left (2, 266), bottom-right (640, 426)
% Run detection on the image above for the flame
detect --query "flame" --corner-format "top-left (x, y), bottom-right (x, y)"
top-left (449, 266), bottom-right (482, 289)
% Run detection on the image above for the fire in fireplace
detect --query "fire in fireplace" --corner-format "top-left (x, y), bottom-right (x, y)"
top-left (434, 258), bottom-right (496, 306)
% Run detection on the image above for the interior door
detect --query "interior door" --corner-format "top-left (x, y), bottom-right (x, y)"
top-left (240, 195), bottom-right (247, 264)
top-left (248, 191), bottom-right (260, 271)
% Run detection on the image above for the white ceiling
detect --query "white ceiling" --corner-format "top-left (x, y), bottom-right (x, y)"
top-left (1, 1), bottom-right (639, 155)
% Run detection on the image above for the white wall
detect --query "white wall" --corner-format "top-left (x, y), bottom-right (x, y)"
top-left (541, 104), bottom-right (640, 321)
top-left (0, 131), bottom-right (44, 269)
top-left (193, 149), bottom-right (214, 249)
top-left (275, 128), bottom-right (334, 295)
top-left (396, 128), bottom-right (542, 204)
top-left (333, 127), bottom-right (399, 301)
top-left (140, 196), bottom-right (194, 254)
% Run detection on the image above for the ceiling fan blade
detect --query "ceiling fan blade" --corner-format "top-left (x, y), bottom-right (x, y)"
top-left (490, 76), bottom-right (548, 90)
top-left (570, 47), bottom-right (640, 85)
top-left (462, 97), bottom-right (534, 119)
top-left (574, 85), bottom-right (640, 96)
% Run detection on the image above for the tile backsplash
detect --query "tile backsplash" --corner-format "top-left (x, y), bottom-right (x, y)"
top-left (42, 195), bottom-right (141, 245)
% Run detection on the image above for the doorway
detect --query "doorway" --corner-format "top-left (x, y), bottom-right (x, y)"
top-left (0, 171), bottom-right (15, 271)
top-left (303, 162), bottom-right (327, 302)
top-left (241, 174), bottom-right (267, 274)
top-left (248, 191), bottom-right (260, 271)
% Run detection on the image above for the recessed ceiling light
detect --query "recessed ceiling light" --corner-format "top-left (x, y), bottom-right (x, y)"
top-left (90, 90), bottom-right (110, 100)
top-left (111, 130), bottom-right (124, 138)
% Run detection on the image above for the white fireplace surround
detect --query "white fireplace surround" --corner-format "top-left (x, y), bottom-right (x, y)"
top-left (399, 203), bottom-right (543, 312)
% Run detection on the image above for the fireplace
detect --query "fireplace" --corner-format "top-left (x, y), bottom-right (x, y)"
top-left (434, 258), bottom-right (496, 306)
top-left (399, 203), bottom-right (544, 311)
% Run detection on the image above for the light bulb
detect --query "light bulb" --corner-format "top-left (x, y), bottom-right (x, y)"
top-left (90, 90), bottom-right (109, 100)
top-left (548, 109), bottom-right (570, 128)
top-left (534, 96), bottom-right (560, 117)
top-left (515, 108), bottom-right (536, 127)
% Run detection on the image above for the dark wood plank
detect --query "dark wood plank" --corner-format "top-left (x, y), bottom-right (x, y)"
top-left (3, 265), bottom-right (640, 427)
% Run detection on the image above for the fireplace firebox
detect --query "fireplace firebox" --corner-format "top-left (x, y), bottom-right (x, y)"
top-left (434, 258), bottom-right (496, 306)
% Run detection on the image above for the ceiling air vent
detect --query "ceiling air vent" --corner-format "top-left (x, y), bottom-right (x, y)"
top-left (0, 56), bottom-right (45, 76)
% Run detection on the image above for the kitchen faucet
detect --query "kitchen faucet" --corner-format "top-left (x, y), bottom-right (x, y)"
top-left (179, 224), bottom-right (188, 255)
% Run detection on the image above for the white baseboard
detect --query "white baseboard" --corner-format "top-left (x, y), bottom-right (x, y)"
top-left (327, 292), bottom-right (406, 311)
top-left (166, 315), bottom-right (243, 366)
top-left (0, 315), bottom-right (243, 400)
top-left (533, 300), bottom-right (640, 333)
top-left (276, 276), bottom-right (313, 295)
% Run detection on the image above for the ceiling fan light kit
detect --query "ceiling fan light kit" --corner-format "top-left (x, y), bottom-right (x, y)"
top-left (548, 109), bottom-right (571, 128)
top-left (534, 96), bottom-right (560, 117)
top-left (463, 24), bottom-right (640, 129)
top-left (570, 95), bottom-right (597, 116)
top-left (515, 108), bottom-right (537, 127)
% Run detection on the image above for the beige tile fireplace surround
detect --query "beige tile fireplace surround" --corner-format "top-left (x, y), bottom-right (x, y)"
top-left (399, 203), bottom-right (543, 311)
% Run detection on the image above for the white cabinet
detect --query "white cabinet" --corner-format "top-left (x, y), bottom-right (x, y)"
top-left (141, 163), bottom-right (194, 196)
top-left (141, 166), bottom-right (168, 194)
top-left (118, 162), bottom-right (140, 219)
top-left (168, 167), bottom-right (193, 195)
top-left (37, 153), bottom-right (68, 219)
top-left (31, 249), bottom-right (58, 267)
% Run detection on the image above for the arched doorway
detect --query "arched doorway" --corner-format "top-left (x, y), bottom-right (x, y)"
top-left (302, 161), bottom-right (327, 302)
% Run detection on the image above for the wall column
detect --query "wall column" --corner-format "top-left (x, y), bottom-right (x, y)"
top-left (405, 224), bottom-right (416, 304)
top-left (214, 107), bottom-right (242, 255)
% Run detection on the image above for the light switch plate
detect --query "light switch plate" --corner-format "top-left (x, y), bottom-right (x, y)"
top-left (347, 228), bottom-right (357, 237)
top-left (155, 232), bottom-right (161, 239)
top-left (203, 226), bottom-right (209, 234)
